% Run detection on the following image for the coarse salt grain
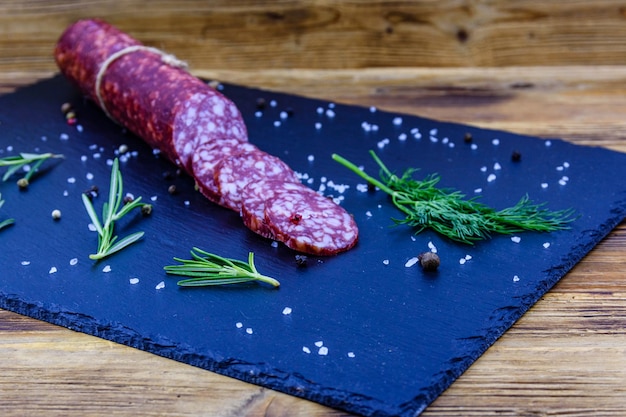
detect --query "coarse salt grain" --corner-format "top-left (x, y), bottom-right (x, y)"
top-left (303, 346), bottom-right (311, 354)
top-left (487, 174), bottom-right (496, 182)
top-left (365, 210), bottom-right (372, 217)
top-left (70, 258), bottom-right (78, 266)
top-left (471, 144), bottom-right (478, 150)
top-left (21, 261), bottom-right (30, 266)
top-left (480, 166), bottom-right (487, 172)
top-left (493, 162), bottom-right (502, 170)
top-left (88, 223), bottom-right (97, 232)
top-left (271, 241), bottom-right (279, 248)
top-left (282, 307), bottom-right (292, 315)
top-left (405, 257), bottom-right (419, 268)
top-left (236, 322), bottom-right (243, 328)
top-left (492, 138), bottom-right (500, 145)
top-left (428, 241), bottom-right (437, 253)
top-left (49, 266), bottom-right (58, 274)
top-left (315, 341), bottom-right (324, 347)
top-left (129, 278), bottom-right (139, 284)
top-left (307, 154), bottom-right (314, 162)
top-left (545, 140), bottom-right (552, 147)
top-left (155, 281), bottom-right (165, 290)
top-left (543, 242), bottom-right (551, 249)
top-left (513, 275), bottom-right (520, 282)
top-left (347, 352), bottom-right (356, 358)
top-left (511, 236), bottom-right (521, 243)
top-left (318, 346), bottom-right (329, 356)
top-left (459, 258), bottom-right (467, 265)
top-left (474, 188), bottom-right (483, 193)
top-left (273, 120), bottom-right (281, 127)
top-left (102, 265), bottom-right (112, 273)
top-left (67, 177), bottom-right (76, 184)
top-left (315, 122), bottom-right (322, 130)
top-left (541, 183), bottom-right (549, 189)
top-left (246, 328), bottom-right (253, 334)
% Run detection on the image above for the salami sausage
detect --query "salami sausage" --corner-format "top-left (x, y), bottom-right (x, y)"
top-left (191, 139), bottom-right (258, 204)
top-left (54, 18), bottom-right (247, 173)
top-left (55, 19), bottom-right (359, 256)
top-left (214, 149), bottom-right (300, 211)
top-left (264, 187), bottom-right (359, 256)
top-left (241, 180), bottom-right (316, 239)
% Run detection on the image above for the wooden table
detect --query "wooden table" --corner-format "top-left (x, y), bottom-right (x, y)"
top-left (2, 65), bottom-right (625, 417)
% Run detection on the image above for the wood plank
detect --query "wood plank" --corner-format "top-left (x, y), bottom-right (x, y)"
top-left (3, 0), bottom-right (626, 72)
top-left (1, 66), bottom-right (626, 416)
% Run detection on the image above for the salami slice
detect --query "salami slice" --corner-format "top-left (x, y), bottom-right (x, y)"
top-left (241, 180), bottom-right (314, 239)
top-left (54, 19), bottom-right (247, 170)
top-left (215, 149), bottom-right (300, 211)
top-left (191, 139), bottom-right (258, 203)
top-left (264, 189), bottom-right (359, 255)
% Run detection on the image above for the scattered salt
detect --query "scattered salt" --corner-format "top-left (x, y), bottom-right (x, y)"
top-left (273, 120), bottom-right (281, 127)
top-left (303, 346), bottom-right (311, 354)
top-left (541, 183), bottom-right (549, 189)
top-left (60, 133), bottom-right (69, 140)
top-left (393, 117), bottom-right (403, 126)
top-left (184, 200), bottom-right (190, 206)
top-left (307, 154), bottom-right (315, 162)
top-left (471, 144), bottom-right (478, 150)
top-left (67, 177), bottom-right (76, 184)
top-left (325, 109), bottom-right (336, 118)
top-left (86, 172), bottom-right (94, 180)
top-left (511, 236), bottom-right (521, 243)
top-left (493, 162), bottom-right (502, 170)
top-left (315, 122), bottom-right (322, 130)
top-left (480, 166), bottom-right (487, 172)
top-left (315, 341), bottom-right (324, 347)
top-left (129, 278), bottom-right (139, 284)
top-left (347, 352), bottom-right (356, 358)
top-left (271, 241), bottom-right (279, 248)
top-left (365, 210), bottom-right (372, 217)
top-left (318, 346), bottom-right (329, 356)
top-left (543, 242), bottom-right (551, 249)
top-left (21, 261), bottom-right (30, 266)
top-left (382, 259), bottom-right (389, 265)
top-left (459, 258), bottom-right (467, 265)
top-left (369, 106), bottom-right (377, 113)
top-left (236, 322), bottom-right (243, 329)
top-left (155, 281), bottom-right (165, 290)
top-left (246, 328), bottom-right (253, 334)
top-left (151, 195), bottom-right (158, 201)
top-left (513, 275), bottom-right (520, 282)
top-left (474, 188), bottom-right (483, 193)
top-left (405, 257), bottom-right (419, 268)
top-left (102, 265), bottom-right (112, 273)
top-left (398, 133), bottom-right (407, 141)
top-left (282, 307), bottom-right (292, 315)
top-left (487, 174), bottom-right (496, 182)
top-left (88, 223), bottom-right (97, 232)
top-left (492, 138), bottom-right (500, 146)
top-left (69, 258), bottom-right (78, 266)
top-left (428, 241), bottom-right (437, 253)
top-left (49, 267), bottom-right (58, 274)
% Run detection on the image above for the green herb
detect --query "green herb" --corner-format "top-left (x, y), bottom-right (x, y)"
top-left (332, 150), bottom-right (576, 244)
top-left (1, 152), bottom-right (64, 188)
top-left (164, 247), bottom-right (280, 288)
top-left (0, 193), bottom-right (15, 231)
top-left (82, 158), bottom-right (151, 260)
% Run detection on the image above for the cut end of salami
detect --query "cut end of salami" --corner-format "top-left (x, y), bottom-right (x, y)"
top-left (264, 187), bottom-right (359, 256)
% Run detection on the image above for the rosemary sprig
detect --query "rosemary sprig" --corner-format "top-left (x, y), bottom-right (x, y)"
top-left (332, 151), bottom-right (576, 244)
top-left (82, 158), bottom-right (151, 260)
top-left (1, 152), bottom-right (64, 187)
top-left (0, 193), bottom-right (15, 231)
top-left (164, 247), bottom-right (280, 288)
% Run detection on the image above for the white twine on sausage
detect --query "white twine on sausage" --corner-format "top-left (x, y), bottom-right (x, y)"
top-left (94, 45), bottom-right (189, 121)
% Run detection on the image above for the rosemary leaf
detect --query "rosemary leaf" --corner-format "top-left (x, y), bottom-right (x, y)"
top-left (83, 158), bottom-right (151, 260)
top-left (333, 151), bottom-right (577, 245)
top-left (164, 248), bottom-right (280, 288)
top-left (0, 193), bottom-right (15, 231)
top-left (0, 152), bottom-right (64, 186)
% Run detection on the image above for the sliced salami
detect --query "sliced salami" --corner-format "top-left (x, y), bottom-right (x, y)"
top-left (241, 180), bottom-right (313, 239)
top-left (174, 92), bottom-right (248, 174)
top-left (191, 139), bottom-right (258, 203)
top-left (215, 149), bottom-right (300, 211)
top-left (264, 189), bottom-right (359, 256)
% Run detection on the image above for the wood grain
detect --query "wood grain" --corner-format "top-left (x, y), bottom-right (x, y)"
top-left (2, 1), bottom-right (626, 415)
top-left (3, 0), bottom-right (626, 72)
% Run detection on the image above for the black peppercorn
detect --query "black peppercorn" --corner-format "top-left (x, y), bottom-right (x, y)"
top-left (256, 98), bottom-right (267, 110)
top-left (168, 185), bottom-right (178, 195)
top-left (464, 132), bottom-right (473, 143)
top-left (418, 252), bottom-right (440, 271)
top-left (511, 150), bottom-right (522, 162)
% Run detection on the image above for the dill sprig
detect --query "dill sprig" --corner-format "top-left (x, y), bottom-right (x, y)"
top-left (0, 193), bottom-right (15, 231)
top-left (164, 247), bottom-right (280, 288)
top-left (1, 152), bottom-right (64, 188)
top-left (332, 150), bottom-right (576, 244)
top-left (82, 158), bottom-right (151, 260)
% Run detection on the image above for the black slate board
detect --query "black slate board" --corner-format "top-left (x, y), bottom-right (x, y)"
top-left (1, 75), bottom-right (626, 417)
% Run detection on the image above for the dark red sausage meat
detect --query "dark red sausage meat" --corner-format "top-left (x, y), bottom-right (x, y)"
top-left (55, 19), bottom-right (358, 255)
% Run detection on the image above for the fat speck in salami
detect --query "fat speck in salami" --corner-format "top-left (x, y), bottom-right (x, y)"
top-left (55, 19), bottom-right (359, 255)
